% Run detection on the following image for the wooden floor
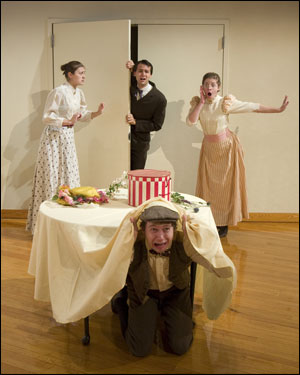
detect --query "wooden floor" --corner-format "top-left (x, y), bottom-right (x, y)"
top-left (1, 219), bottom-right (299, 374)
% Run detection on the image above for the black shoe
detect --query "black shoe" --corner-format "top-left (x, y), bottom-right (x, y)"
top-left (111, 286), bottom-right (128, 314)
top-left (217, 226), bottom-right (228, 238)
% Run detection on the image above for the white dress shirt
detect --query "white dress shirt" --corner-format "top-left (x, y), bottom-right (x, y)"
top-left (136, 83), bottom-right (153, 100)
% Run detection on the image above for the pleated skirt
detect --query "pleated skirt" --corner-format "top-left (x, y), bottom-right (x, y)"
top-left (195, 128), bottom-right (249, 226)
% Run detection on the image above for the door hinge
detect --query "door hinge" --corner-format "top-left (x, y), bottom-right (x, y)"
top-left (222, 36), bottom-right (225, 49)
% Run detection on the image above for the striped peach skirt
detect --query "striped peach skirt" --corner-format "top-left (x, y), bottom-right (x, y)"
top-left (195, 128), bottom-right (249, 226)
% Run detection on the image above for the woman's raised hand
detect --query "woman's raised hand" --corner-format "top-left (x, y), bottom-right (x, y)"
top-left (200, 85), bottom-right (206, 104)
top-left (279, 95), bottom-right (289, 112)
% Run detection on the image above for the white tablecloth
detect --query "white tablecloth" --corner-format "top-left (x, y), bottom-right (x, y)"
top-left (28, 190), bottom-right (236, 323)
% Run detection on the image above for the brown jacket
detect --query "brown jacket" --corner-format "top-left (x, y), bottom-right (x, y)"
top-left (126, 239), bottom-right (192, 308)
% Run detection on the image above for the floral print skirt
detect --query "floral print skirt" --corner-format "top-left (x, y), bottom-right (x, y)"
top-left (26, 126), bottom-right (80, 234)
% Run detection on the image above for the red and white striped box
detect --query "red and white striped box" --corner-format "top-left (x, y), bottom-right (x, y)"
top-left (128, 169), bottom-right (172, 207)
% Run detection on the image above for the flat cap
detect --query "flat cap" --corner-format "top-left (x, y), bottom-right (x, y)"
top-left (140, 206), bottom-right (179, 223)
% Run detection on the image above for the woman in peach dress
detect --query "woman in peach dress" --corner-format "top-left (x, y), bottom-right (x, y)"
top-left (186, 72), bottom-right (289, 237)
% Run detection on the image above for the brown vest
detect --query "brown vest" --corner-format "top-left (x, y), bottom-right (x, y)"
top-left (126, 240), bottom-right (192, 308)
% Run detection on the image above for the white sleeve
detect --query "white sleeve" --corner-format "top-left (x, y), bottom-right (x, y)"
top-left (186, 96), bottom-right (201, 126)
top-left (222, 94), bottom-right (260, 114)
top-left (42, 88), bottom-right (65, 128)
top-left (78, 89), bottom-right (92, 122)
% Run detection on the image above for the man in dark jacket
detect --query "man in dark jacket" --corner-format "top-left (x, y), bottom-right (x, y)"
top-left (126, 60), bottom-right (167, 170)
top-left (111, 204), bottom-right (194, 357)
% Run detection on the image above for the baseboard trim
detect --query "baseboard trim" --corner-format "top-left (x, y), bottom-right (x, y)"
top-left (1, 210), bottom-right (28, 219)
top-left (1, 209), bottom-right (299, 222)
top-left (243, 212), bottom-right (299, 223)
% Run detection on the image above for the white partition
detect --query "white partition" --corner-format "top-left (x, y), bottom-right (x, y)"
top-left (53, 20), bottom-right (131, 188)
top-left (138, 23), bottom-right (225, 195)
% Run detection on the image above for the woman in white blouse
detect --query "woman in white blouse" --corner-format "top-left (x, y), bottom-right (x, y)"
top-left (26, 61), bottom-right (104, 235)
top-left (186, 72), bottom-right (289, 238)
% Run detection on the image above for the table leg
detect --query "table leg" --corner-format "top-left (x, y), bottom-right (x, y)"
top-left (190, 262), bottom-right (197, 307)
top-left (81, 316), bottom-right (90, 345)
top-left (190, 262), bottom-right (197, 329)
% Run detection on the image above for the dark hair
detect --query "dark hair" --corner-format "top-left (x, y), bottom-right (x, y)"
top-left (202, 72), bottom-right (221, 87)
top-left (133, 59), bottom-right (153, 75)
top-left (61, 61), bottom-right (85, 80)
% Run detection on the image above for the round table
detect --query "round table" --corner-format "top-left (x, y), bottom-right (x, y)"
top-left (28, 189), bottom-right (216, 327)
top-left (30, 189), bottom-right (211, 253)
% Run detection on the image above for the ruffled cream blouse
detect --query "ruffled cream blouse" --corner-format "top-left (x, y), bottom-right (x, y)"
top-left (186, 94), bottom-right (260, 135)
top-left (42, 82), bottom-right (92, 128)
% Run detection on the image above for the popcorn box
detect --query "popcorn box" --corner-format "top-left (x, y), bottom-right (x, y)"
top-left (128, 169), bottom-right (172, 207)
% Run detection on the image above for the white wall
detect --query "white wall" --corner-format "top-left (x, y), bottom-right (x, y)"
top-left (1, 1), bottom-right (299, 213)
